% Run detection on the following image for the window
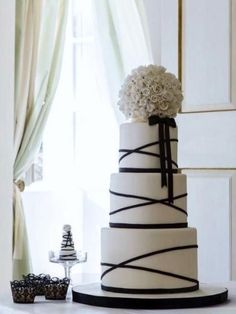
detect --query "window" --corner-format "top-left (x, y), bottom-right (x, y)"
top-left (23, 0), bottom-right (152, 280)
top-left (23, 0), bottom-right (119, 278)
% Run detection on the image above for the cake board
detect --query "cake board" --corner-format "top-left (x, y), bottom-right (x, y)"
top-left (72, 283), bottom-right (228, 309)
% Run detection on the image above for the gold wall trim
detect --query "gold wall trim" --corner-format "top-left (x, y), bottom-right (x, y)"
top-left (232, 0), bottom-right (236, 103)
top-left (178, 0), bottom-right (182, 83)
top-left (178, 108), bottom-right (236, 114)
top-left (179, 0), bottom-right (236, 113)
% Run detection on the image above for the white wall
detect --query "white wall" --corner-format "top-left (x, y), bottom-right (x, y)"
top-left (178, 0), bottom-right (236, 282)
top-left (143, 0), bottom-right (178, 75)
top-left (0, 0), bottom-right (14, 292)
top-left (143, 0), bottom-right (162, 65)
top-left (146, 0), bottom-right (235, 283)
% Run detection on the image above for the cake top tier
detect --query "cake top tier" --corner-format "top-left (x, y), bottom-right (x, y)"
top-left (118, 65), bottom-right (183, 121)
top-left (63, 224), bottom-right (72, 232)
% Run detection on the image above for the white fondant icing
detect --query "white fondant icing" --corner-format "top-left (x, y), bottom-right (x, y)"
top-left (110, 173), bottom-right (187, 225)
top-left (59, 224), bottom-right (77, 260)
top-left (101, 228), bottom-right (198, 290)
top-left (119, 122), bottom-right (178, 170)
top-left (100, 118), bottom-right (199, 294)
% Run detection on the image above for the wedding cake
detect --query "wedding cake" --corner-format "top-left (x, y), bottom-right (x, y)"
top-left (100, 65), bottom-right (199, 294)
top-left (73, 65), bottom-right (227, 308)
top-left (59, 224), bottom-right (77, 260)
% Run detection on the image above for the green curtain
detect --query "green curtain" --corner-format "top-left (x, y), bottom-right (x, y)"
top-left (13, 0), bottom-right (69, 279)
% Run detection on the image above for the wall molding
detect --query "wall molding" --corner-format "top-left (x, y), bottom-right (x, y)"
top-left (183, 170), bottom-right (236, 281)
top-left (179, 0), bottom-right (235, 112)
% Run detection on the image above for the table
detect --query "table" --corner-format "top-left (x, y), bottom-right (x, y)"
top-left (1, 282), bottom-right (235, 314)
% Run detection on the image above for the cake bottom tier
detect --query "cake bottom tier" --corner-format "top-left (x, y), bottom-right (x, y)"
top-left (101, 227), bottom-right (198, 294)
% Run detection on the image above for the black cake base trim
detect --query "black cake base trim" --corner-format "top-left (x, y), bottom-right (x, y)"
top-left (119, 167), bottom-right (178, 173)
top-left (109, 222), bottom-right (188, 229)
top-left (101, 283), bottom-right (198, 294)
top-left (72, 283), bottom-right (228, 309)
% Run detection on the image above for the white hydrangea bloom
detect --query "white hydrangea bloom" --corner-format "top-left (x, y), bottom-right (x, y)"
top-left (118, 65), bottom-right (183, 120)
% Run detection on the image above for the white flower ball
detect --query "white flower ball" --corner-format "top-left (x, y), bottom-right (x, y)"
top-left (118, 65), bottom-right (183, 120)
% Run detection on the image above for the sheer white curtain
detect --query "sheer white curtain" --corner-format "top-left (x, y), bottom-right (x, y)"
top-left (92, 0), bottom-right (153, 122)
top-left (23, 0), bottom-right (153, 278)
top-left (80, 0), bottom-right (153, 274)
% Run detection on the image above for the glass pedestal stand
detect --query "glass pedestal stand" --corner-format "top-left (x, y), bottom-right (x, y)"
top-left (49, 251), bottom-right (87, 299)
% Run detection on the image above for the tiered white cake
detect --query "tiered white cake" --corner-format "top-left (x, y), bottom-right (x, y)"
top-left (59, 224), bottom-right (77, 260)
top-left (100, 65), bottom-right (198, 294)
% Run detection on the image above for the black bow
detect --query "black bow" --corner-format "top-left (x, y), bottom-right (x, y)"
top-left (148, 115), bottom-right (176, 203)
top-left (148, 115), bottom-right (176, 128)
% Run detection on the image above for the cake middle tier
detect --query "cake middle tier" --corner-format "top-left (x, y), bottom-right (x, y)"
top-left (110, 173), bottom-right (187, 228)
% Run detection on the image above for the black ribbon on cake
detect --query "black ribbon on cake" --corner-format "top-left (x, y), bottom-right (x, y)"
top-left (101, 244), bottom-right (199, 294)
top-left (148, 115), bottom-right (176, 203)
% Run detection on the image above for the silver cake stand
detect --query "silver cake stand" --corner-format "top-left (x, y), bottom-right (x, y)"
top-left (49, 250), bottom-right (87, 299)
top-left (72, 283), bottom-right (228, 309)
top-left (49, 251), bottom-right (87, 281)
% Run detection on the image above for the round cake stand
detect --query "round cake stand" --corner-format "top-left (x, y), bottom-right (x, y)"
top-left (49, 251), bottom-right (87, 282)
top-left (49, 251), bottom-right (87, 299)
top-left (72, 282), bottom-right (228, 309)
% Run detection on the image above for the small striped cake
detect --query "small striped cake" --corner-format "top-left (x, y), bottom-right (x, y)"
top-left (59, 224), bottom-right (77, 260)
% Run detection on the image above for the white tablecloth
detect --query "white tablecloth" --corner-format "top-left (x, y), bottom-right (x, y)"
top-left (0, 282), bottom-right (235, 314)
